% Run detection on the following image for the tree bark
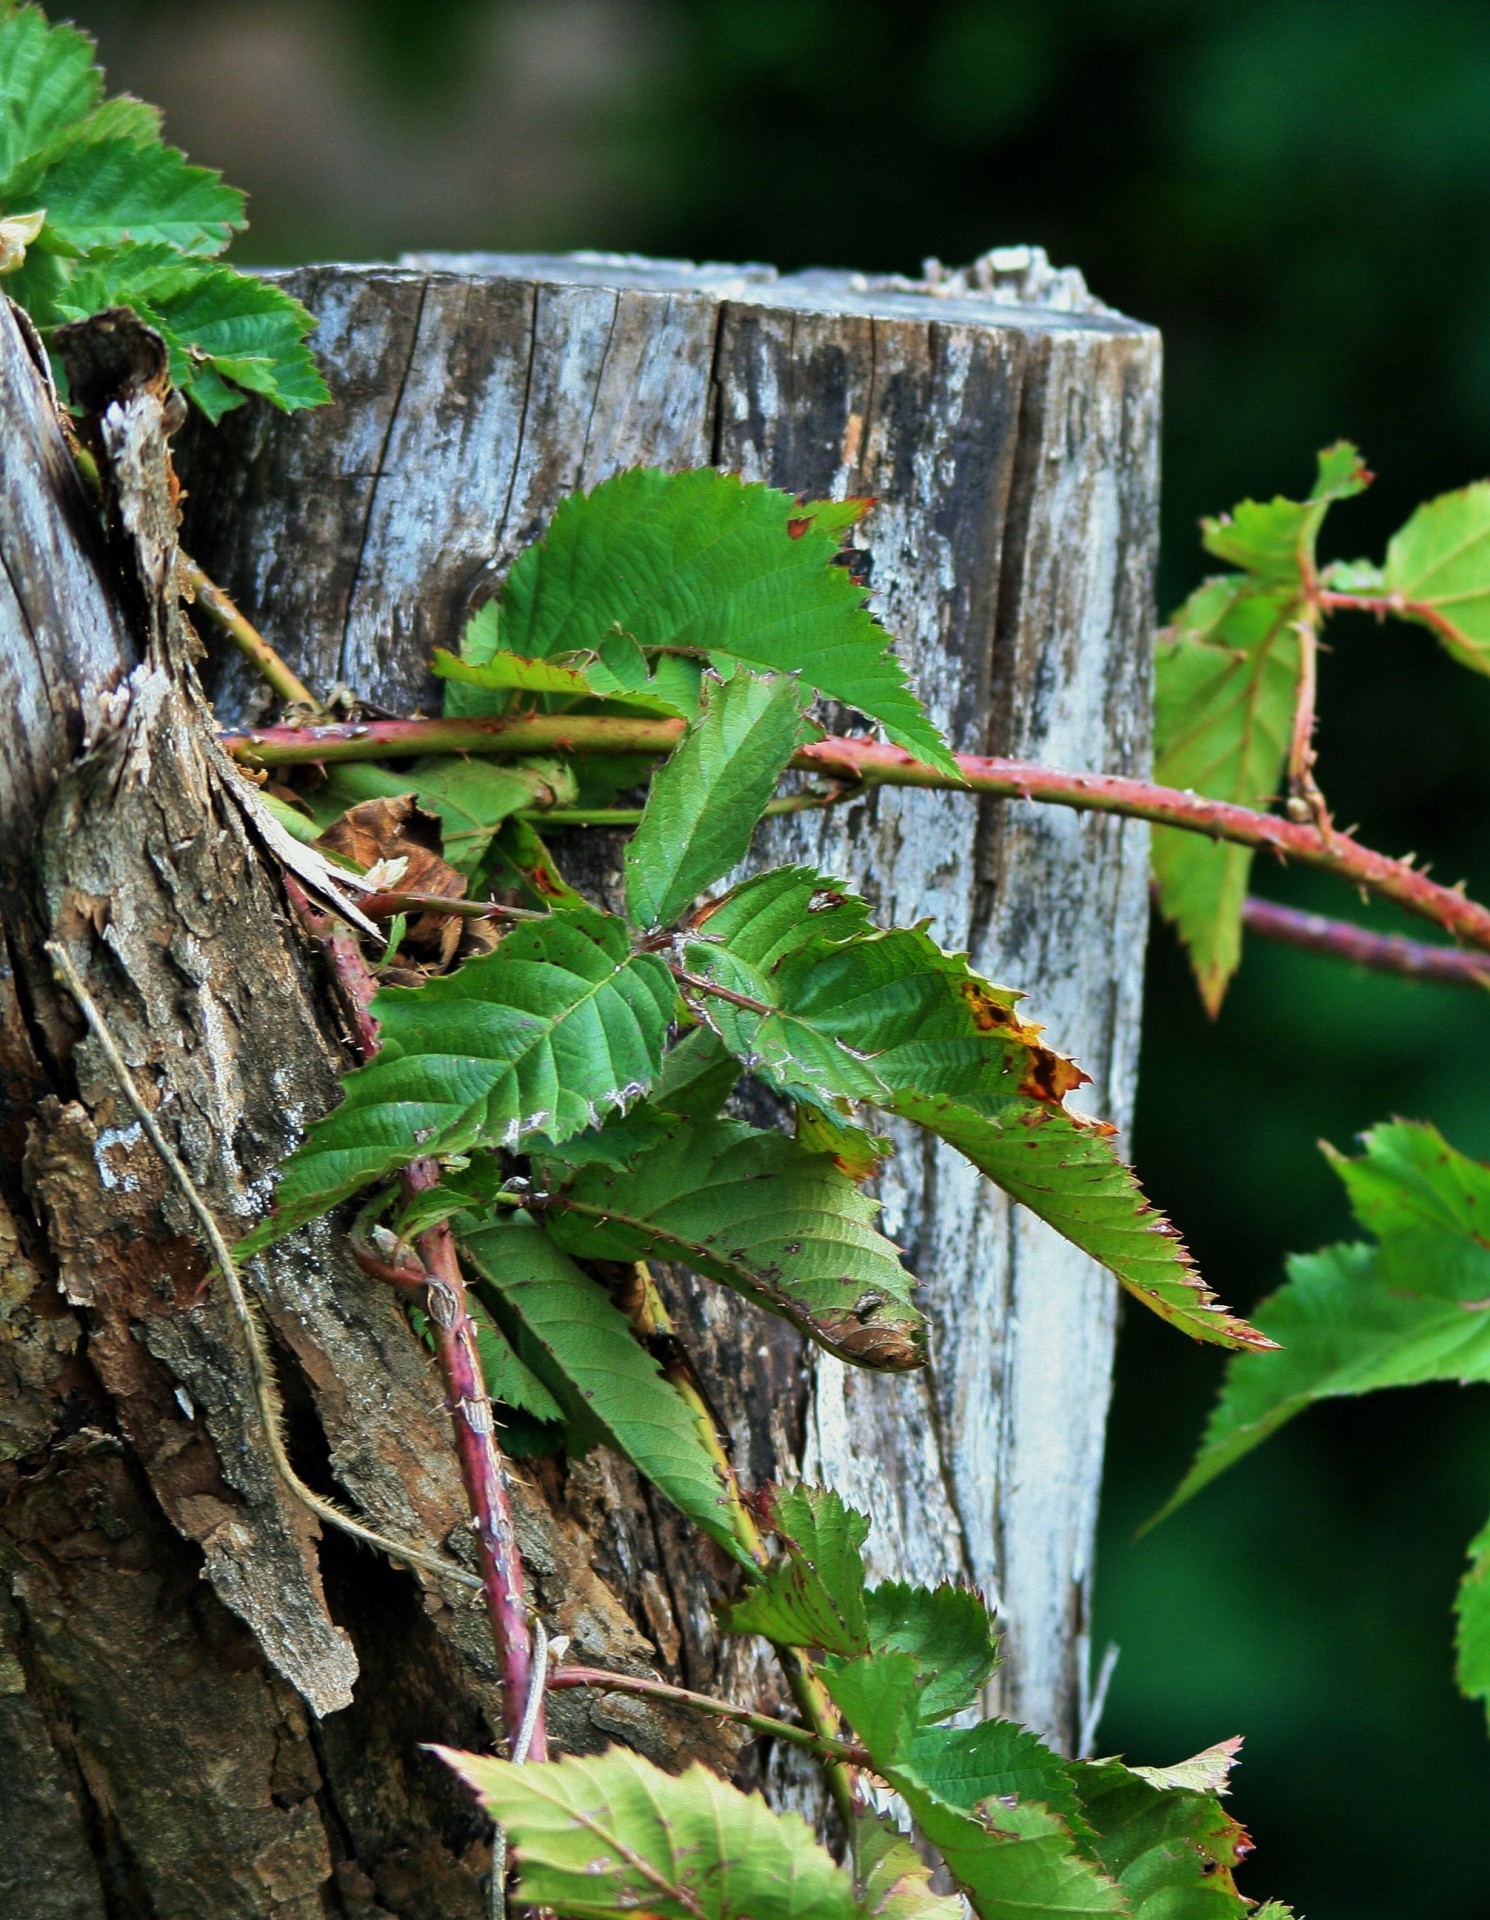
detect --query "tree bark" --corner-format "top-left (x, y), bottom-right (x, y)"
top-left (0, 248), bottom-right (1160, 1917)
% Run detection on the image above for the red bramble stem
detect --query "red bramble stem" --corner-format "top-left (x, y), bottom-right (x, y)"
top-left (1240, 896), bottom-right (1490, 989)
top-left (229, 718), bottom-right (1490, 958)
top-left (283, 880), bottom-right (541, 1759)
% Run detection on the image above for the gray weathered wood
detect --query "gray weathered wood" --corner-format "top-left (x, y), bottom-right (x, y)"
top-left (182, 248), bottom-right (1160, 1750)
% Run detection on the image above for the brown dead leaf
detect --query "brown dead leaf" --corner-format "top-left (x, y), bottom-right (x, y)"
top-left (315, 795), bottom-right (467, 959)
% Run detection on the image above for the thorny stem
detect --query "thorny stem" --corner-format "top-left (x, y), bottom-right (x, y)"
top-left (285, 887), bottom-right (543, 1762)
top-left (1285, 603), bottom-right (1332, 834)
top-left (43, 940), bottom-right (485, 1597)
top-left (614, 1264), bottom-right (859, 1831)
top-left (409, 1166), bottom-right (545, 1761)
top-left (359, 889), bottom-right (547, 924)
top-left (547, 1666), bottom-right (868, 1768)
top-left (1240, 896), bottom-right (1490, 989)
top-left (182, 556), bottom-right (322, 713)
top-left (221, 714), bottom-right (1490, 957)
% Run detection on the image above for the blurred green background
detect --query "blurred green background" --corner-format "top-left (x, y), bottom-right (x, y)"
top-left (63, 2), bottom-right (1490, 1911)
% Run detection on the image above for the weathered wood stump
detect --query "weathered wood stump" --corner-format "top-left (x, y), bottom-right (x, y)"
top-left (0, 249), bottom-right (1160, 1918)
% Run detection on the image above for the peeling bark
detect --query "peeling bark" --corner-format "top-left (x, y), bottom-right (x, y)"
top-left (0, 248), bottom-right (1160, 1917)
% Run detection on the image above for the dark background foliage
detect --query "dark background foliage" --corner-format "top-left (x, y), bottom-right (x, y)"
top-left (63, 4), bottom-right (1490, 1913)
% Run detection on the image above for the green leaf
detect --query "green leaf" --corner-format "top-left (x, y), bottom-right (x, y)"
top-left (863, 1579), bottom-right (1001, 1722)
top-left (649, 1025), bottom-right (740, 1121)
top-left (820, 1647), bottom-right (924, 1764)
top-left (1159, 1120), bottom-right (1490, 1522)
top-left (821, 1649), bottom-right (1079, 1821)
top-left (49, 244), bottom-right (326, 418)
top-left (1151, 578), bottom-right (1300, 1014)
top-left (1200, 441), bottom-right (1369, 583)
top-left (796, 1103), bottom-right (890, 1180)
top-left (0, 7), bottom-right (102, 186)
top-left (25, 135), bottom-right (242, 256)
top-left (493, 466), bottom-right (958, 774)
top-left (679, 867), bottom-right (1077, 1112)
top-left (432, 642), bottom-right (599, 698)
top-left (722, 1484), bottom-right (870, 1650)
top-left (1382, 480), bottom-right (1490, 676)
top-left (1158, 1245), bottom-right (1490, 1525)
top-left (439, 1743), bottom-right (866, 1920)
top-left (886, 1092), bottom-right (1272, 1352)
top-left (241, 907), bottom-right (673, 1250)
top-left (1322, 1118), bottom-right (1490, 1299)
top-left (465, 1290), bottom-right (564, 1424)
top-left (624, 669), bottom-right (807, 928)
top-left (540, 1114), bottom-right (926, 1369)
top-left (853, 1814), bottom-right (965, 1920)
top-left (410, 1289), bottom-right (563, 1425)
top-left (460, 1222), bottom-right (743, 1559)
top-left (1074, 1760), bottom-right (1250, 1920)
top-left (1455, 1509), bottom-right (1490, 1723)
top-left (909, 1794), bottom-right (1126, 1920)
top-left (680, 866), bottom-right (1260, 1350)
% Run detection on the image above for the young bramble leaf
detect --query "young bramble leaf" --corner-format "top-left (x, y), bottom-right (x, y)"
top-left (0, 7), bottom-right (101, 185)
top-left (1159, 1120), bottom-right (1490, 1525)
top-left (493, 466), bottom-right (959, 774)
top-left (1455, 1508), bottom-right (1490, 1726)
top-left (431, 643), bottom-right (599, 698)
top-left (723, 1484), bottom-right (870, 1650)
top-left (460, 1221), bottom-right (744, 1560)
top-left (1126, 1736), bottom-right (1242, 1798)
top-left (824, 1647), bottom-right (1081, 1820)
top-left (539, 1114), bottom-right (926, 1370)
top-left (49, 244), bottom-right (327, 418)
top-left (1382, 480), bottom-right (1490, 676)
top-left (1074, 1759), bottom-right (1251, 1920)
top-left (20, 134), bottom-right (242, 256)
top-left (624, 669), bottom-right (806, 928)
top-left (438, 1742), bottom-right (866, 1920)
top-left (0, 8), bottom-right (325, 419)
top-left (863, 1579), bottom-right (1001, 1722)
top-left (239, 908), bottom-right (672, 1251)
top-left (1200, 440), bottom-right (1369, 583)
top-left (1151, 579), bottom-right (1300, 1014)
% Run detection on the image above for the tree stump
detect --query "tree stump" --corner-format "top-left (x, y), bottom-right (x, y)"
top-left (0, 249), bottom-right (1160, 1918)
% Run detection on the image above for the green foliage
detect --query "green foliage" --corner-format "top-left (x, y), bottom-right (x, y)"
top-left (467, 466), bottom-right (959, 773)
top-left (1151, 445), bottom-right (1366, 1012)
top-left (440, 1744), bottom-right (866, 1920)
top-left (1160, 1120), bottom-right (1490, 1522)
top-left (1165, 1119), bottom-right (1490, 1725)
top-left (1381, 481), bottom-right (1490, 676)
top-left (540, 1112), bottom-right (924, 1368)
top-left (241, 908), bottom-right (674, 1248)
top-left (0, 4), bottom-right (325, 416)
top-left (1456, 1511), bottom-right (1490, 1726)
top-left (460, 1220), bottom-right (743, 1559)
top-left (297, 755), bottom-right (575, 873)
top-left (624, 669), bottom-right (806, 927)
top-left (1075, 1762), bottom-right (1251, 1920)
top-left (1151, 580), bottom-right (1300, 1013)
